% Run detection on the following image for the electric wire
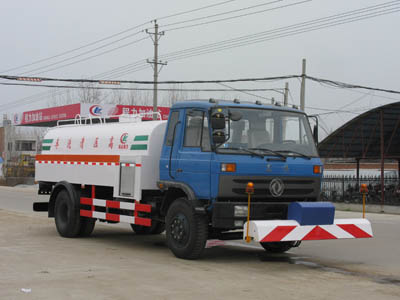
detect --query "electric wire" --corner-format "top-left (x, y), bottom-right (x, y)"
top-left (1, 0), bottom-right (236, 74)
top-left (22, 33), bottom-right (147, 76)
top-left (164, 0), bottom-right (311, 32)
top-left (217, 82), bottom-right (274, 101)
top-left (160, 0), bottom-right (285, 28)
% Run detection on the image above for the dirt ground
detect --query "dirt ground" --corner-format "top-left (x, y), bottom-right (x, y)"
top-left (1, 208), bottom-right (400, 300)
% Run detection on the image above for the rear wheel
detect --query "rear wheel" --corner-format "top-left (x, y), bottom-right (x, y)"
top-left (54, 190), bottom-right (81, 238)
top-left (79, 218), bottom-right (96, 237)
top-left (260, 241), bottom-right (298, 253)
top-left (166, 198), bottom-right (208, 260)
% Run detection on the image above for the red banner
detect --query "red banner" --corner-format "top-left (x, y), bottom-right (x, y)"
top-left (13, 103), bottom-right (170, 126)
top-left (16, 103), bottom-right (81, 125)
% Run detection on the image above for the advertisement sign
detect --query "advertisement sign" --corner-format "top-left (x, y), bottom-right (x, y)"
top-left (12, 103), bottom-right (170, 126)
top-left (13, 104), bottom-right (81, 126)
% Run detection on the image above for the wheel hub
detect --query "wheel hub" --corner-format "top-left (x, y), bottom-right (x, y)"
top-left (170, 214), bottom-right (188, 244)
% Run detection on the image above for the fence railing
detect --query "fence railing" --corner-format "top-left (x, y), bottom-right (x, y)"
top-left (321, 175), bottom-right (400, 206)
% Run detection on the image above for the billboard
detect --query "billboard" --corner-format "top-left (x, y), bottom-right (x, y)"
top-left (12, 103), bottom-right (170, 126)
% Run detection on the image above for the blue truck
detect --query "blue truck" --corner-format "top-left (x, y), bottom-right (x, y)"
top-left (34, 99), bottom-right (373, 259)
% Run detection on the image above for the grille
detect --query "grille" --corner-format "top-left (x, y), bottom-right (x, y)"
top-left (218, 175), bottom-right (320, 201)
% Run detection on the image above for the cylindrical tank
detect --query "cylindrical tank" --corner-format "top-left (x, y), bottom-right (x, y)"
top-left (42, 120), bottom-right (167, 157)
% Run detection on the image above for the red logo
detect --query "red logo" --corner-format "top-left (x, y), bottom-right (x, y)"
top-left (89, 105), bottom-right (103, 116)
top-left (119, 133), bottom-right (129, 149)
top-left (120, 133), bottom-right (128, 144)
top-left (93, 137), bottom-right (99, 148)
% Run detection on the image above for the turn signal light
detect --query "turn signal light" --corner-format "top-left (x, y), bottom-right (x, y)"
top-left (221, 163), bottom-right (236, 172)
top-left (313, 165), bottom-right (322, 174)
top-left (360, 183), bottom-right (368, 193)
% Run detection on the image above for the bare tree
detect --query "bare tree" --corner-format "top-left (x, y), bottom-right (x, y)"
top-left (162, 84), bottom-right (199, 107)
top-left (78, 82), bottom-right (105, 104)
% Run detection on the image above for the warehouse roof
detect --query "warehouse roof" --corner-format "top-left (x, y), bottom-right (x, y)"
top-left (318, 101), bottom-right (400, 159)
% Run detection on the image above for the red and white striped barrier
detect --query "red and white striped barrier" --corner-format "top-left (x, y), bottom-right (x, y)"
top-left (80, 197), bottom-right (151, 226)
top-left (36, 161), bottom-right (141, 167)
top-left (244, 219), bottom-right (373, 242)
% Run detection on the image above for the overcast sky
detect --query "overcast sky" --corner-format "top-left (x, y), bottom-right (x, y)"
top-left (1, 0), bottom-right (400, 137)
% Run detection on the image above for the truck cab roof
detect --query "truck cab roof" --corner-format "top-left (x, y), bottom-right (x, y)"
top-left (171, 99), bottom-right (303, 114)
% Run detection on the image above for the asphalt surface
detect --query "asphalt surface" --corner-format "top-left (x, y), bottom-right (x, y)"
top-left (1, 186), bottom-right (400, 299)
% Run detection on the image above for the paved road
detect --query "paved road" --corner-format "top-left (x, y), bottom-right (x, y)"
top-left (1, 186), bottom-right (400, 299)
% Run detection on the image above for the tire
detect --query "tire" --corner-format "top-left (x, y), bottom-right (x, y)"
top-left (54, 190), bottom-right (81, 238)
top-left (79, 218), bottom-right (96, 237)
top-left (130, 221), bottom-right (165, 235)
top-left (166, 198), bottom-right (208, 260)
top-left (260, 241), bottom-right (297, 253)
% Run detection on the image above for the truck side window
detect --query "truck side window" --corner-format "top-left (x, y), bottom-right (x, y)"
top-left (184, 110), bottom-right (203, 147)
top-left (165, 111), bottom-right (180, 146)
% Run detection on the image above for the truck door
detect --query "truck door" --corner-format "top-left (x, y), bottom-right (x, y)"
top-left (176, 109), bottom-right (212, 199)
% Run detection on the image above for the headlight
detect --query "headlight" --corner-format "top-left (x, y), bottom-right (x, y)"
top-left (234, 205), bottom-right (248, 217)
top-left (234, 220), bottom-right (244, 227)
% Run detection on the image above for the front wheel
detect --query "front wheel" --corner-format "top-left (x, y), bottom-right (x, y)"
top-left (260, 241), bottom-right (299, 253)
top-left (166, 198), bottom-right (208, 260)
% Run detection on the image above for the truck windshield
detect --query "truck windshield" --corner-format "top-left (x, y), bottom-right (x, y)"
top-left (214, 107), bottom-right (318, 158)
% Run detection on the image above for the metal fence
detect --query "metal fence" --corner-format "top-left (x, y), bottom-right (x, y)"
top-left (321, 175), bottom-right (400, 206)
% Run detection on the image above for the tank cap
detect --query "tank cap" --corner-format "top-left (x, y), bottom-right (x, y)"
top-left (292, 105), bottom-right (299, 109)
top-left (209, 98), bottom-right (216, 103)
top-left (275, 102), bottom-right (282, 107)
top-left (255, 100), bottom-right (262, 105)
top-left (233, 98), bottom-right (240, 104)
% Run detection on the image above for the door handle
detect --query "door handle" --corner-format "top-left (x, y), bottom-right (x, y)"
top-left (176, 168), bottom-right (183, 173)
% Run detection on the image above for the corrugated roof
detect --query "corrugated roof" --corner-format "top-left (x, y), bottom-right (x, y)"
top-left (318, 102), bottom-right (400, 159)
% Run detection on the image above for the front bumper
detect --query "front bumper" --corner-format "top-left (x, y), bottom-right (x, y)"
top-left (244, 218), bottom-right (373, 242)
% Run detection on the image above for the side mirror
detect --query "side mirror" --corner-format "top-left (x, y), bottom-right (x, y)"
top-left (313, 124), bottom-right (318, 145)
top-left (212, 130), bottom-right (226, 144)
top-left (211, 113), bottom-right (225, 130)
top-left (229, 111), bottom-right (242, 121)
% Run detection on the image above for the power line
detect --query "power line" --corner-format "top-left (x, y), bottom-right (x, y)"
top-left (30, 1), bottom-right (398, 83)
top-left (157, 0), bottom-right (237, 21)
top-left (0, 74), bottom-right (300, 84)
top-left (0, 23), bottom-right (150, 74)
top-left (155, 1), bottom-right (400, 63)
top-left (0, 81), bottom-right (284, 92)
top-left (160, 0), bottom-right (284, 28)
top-left (95, 0), bottom-right (399, 81)
top-left (217, 82), bottom-right (274, 101)
top-left (22, 32), bottom-right (147, 76)
top-left (1, 1), bottom-right (237, 74)
top-left (164, 0), bottom-right (311, 32)
top-left (24, 36), bottom-right (150, 76)
top-left (3, 2), bottom-right (400, 111)
top-left (305, 75), bottom-right (400, 95)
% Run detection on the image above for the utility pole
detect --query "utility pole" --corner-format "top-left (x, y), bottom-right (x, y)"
top-left (146, 20), bottom-right (167, 120)
top-left (300, 58), bottom-right (306, 111)
top-left (284, 82), bottom-right (289, 106)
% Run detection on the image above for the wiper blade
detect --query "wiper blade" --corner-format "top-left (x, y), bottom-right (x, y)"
top-left (248, 148), bottom-right (286, 160)
top-left (220, 147), bottom-right (264, 159)
top-left (276, 150), bottom-right (311, 159)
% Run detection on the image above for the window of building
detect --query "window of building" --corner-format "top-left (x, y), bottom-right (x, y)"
top-left (15, 140), bottom-right (36, 151)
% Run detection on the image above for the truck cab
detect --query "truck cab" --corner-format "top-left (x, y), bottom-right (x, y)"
top-left (158, 100), bottom-right (323, 256)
